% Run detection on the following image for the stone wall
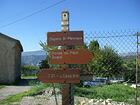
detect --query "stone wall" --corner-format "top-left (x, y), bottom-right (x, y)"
top-left (0, 34), bottom-right (22, 84)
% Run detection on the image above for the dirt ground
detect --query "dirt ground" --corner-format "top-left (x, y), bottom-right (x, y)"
top-left (0, 86), bottom-right (31, 101)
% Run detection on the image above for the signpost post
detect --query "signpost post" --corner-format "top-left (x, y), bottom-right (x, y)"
top-left (61, 11), bottom-right (74, 105)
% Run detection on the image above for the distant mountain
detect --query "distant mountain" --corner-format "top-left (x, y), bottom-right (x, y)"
top-left (22, 50), bottom-right (46, 56)
top-left (120, 52), bottom-right (137, 60)
top-left (22, 50), bottom-right (47, 66)
top-left (120, 52), bottom-right (136, 57)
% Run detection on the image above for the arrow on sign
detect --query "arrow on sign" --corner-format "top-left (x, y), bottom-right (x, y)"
top-left (49, 49), bottom-right (93, 64)
top-left (37, 68), bottom-right (80, 83)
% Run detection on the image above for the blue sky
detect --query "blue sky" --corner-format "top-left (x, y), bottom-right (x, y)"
top-left (0, 0), bottom-right (140, 52)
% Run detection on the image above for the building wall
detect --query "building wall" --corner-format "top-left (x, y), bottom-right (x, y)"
top-left (0, 37), bottom-right (18, 84)
top-left (14, 44), bottom-right (21, 81)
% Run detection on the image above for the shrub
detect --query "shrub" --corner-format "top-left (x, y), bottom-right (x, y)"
top-left (75, 84), bottom-right (140, 102)
top-left (21, 66), bottom-right (39, 76)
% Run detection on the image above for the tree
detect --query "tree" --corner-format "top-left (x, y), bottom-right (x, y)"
top-left (88, 40), bottom-right (100, 53)
top-left (39, 41), bottom-right (58, 53)
top-left (88, 40), bottom-right (125, 80)
top-left (96, 46), bottom-right (124, 79)
top-left (84, 40), bottom-right (101, 74)
top-left (39, 41), bottom-right (59, 68)
top-left (123, 59), bottom-right (140, 83)
top-left (39, 58), bottom-right (50, 69)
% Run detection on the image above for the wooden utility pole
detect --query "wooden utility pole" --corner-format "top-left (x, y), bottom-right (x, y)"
top-left (61, 10), bottom-right (74, 105)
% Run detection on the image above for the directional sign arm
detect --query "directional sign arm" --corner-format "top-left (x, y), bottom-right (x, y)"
top-left (50, 49), bottom-right (93, 64)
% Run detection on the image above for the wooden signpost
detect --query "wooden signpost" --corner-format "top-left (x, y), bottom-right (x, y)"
top-left (37, 68), bottom-right (80, 83)
top-left (47, 31), bottom-right (83, 46)
top-left (49, 49), bottom-right (93, 64)
top-left (37, 11), bottom-right (93, 105)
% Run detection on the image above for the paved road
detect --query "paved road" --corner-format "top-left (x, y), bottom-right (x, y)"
top-left (0, 86), bottom-right (31, 100)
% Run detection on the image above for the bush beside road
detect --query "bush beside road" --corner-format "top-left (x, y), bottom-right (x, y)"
top-left (75, 84), bottom-right (140, 104)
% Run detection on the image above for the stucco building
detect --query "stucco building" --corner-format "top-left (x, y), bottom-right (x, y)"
top-left (0, 33), bottom-right (23, 84)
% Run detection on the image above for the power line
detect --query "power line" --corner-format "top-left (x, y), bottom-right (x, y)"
top-left (0, 0), bottom-right (66, 29)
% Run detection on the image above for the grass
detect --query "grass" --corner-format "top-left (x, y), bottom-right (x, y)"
top-left (0, 83), bottom-right (49, 105)
top-left (75, 84), bottom-right (140, 103)
top-left (0, 85), bottom-right (5, 89)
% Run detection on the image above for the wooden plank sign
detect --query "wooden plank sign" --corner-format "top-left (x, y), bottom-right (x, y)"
top-left (49, 49), bottom-right (93, 64)
top-left (37, 68), bottom-right (80, 83)
top-left (47, 31), bottom-right (83, 46)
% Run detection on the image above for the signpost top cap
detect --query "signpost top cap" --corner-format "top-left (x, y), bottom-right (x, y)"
top-left (61, 10), bottom-right (69, 13)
